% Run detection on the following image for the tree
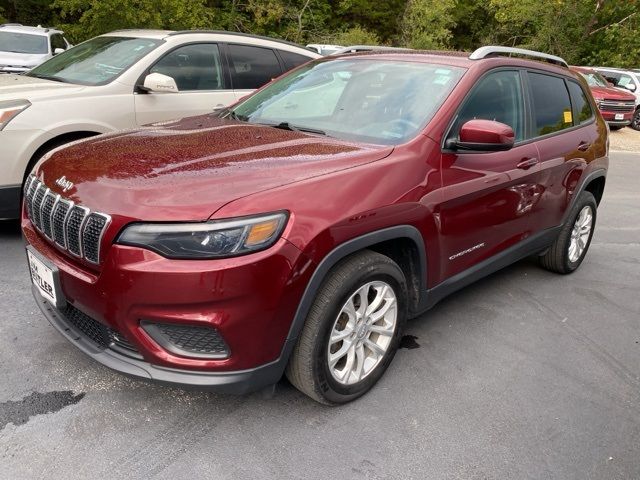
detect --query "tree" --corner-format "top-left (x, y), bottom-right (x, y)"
top-left (52, 0), bottom-right (216, 42)
top-left (401, 0), bottom-right (456, 50)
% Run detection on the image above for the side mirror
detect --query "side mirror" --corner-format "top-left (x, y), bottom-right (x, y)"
top-left (141, 72), bottom-right (179, 93)
top-left (624, 83), bottom-right (636, 92)
top-left (448, 119), bottom-right (515, 152)
top-left (53, 48), bottom-right (65, 55)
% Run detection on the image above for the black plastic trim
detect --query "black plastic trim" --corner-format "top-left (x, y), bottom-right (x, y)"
top-left (33, 287), bottom-right (282, 394)
top-left (0, 184), bottom-right (21, 220)
top-left (284, 226), bottom-right (427, 343)
top-left (420, 226), bottom-right (561, 312)
top-left (561, 168), bottom-right (607, 224)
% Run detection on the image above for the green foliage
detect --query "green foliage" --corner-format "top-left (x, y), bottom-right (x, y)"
top-left (330, 25), bottom-right (380, 46)
top-left (0, 0), bottom-right (637, 67)
top-left (401, 0), bottom-right (456, 50)
top-left (333, 0), bottom-right (405, 42)
top-left (52, 0), bottom-right (215, 42)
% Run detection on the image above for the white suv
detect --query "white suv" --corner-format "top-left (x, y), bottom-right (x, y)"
top-left (0, 29), bottom-right (319, 219)
top-left (0, 24), bottom-right (71, 73)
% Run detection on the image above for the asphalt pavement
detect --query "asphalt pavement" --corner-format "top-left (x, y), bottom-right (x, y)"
top-left (0, 152), bottom-right (638, 480)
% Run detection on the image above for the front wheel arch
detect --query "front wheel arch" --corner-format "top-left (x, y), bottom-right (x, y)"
top-left (24, 131), bottom-right (100, 182)
top-left (284, 226), bottom-right (427, 351)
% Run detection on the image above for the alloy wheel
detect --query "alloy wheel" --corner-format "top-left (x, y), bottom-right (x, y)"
top-left (568, 206), bottom-right (593, 263)
top-left (327, 281), bottom-right (397, 385)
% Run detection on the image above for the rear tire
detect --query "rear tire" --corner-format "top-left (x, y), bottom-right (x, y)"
top-left (286, 250), bottom-right (408, 405)
top-left (539, 191), bottom-right (597, 274)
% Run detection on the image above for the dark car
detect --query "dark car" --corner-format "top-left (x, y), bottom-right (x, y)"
top-left (571, 66), bottom-right (636, 129)
top-left (23, 46), bottom-right (608, 404)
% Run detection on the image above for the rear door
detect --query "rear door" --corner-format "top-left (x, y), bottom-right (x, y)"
top-left (134, 42), bottom-right (235, 125)
top-left (439, 69), bottom-right (543, 279)
top-left (225, 44), bottom-right (284, 102)
top-left (525, 71), bottom-right (598, 230)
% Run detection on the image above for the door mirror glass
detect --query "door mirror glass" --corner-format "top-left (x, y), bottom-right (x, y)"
top-left (451, 119), bottom-right (514, 151)
top-left (142, 72), bottom-right (179, 93)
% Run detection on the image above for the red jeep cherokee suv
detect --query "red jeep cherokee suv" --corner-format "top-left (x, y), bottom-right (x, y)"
top-left (23, 46), bottom-right (608, 404)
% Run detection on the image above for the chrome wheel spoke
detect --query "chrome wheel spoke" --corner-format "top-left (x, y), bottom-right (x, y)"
top-left (328, 340), bottom-right (352, 368)
top-left (352, 344), bottom-right (366, 382)
top-left (330, 327), bottom-right (353, 344)
top-left (368, 324), bottom-right (394, 336)
top-left (364, 338), bottom-right (386, 357)
top-left (365, 285), bottom-right (388, 316)
top-left (369, 299), bottom-right (394, 323)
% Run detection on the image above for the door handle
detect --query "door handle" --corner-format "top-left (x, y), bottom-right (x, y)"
top-left (577, 141), bottom-right (591, 152)
top-left (516, 157), bottom-right (538, 170)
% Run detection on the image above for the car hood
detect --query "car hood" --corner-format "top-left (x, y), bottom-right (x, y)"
top-left (35, 115), bottom-right (394, 221)
top-left (0, 74), bottom-right (84, 101)
top-left (589, 85), bottom-right (636, 101)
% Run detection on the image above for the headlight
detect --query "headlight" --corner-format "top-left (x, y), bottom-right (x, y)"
top-left (117, 212), bottom-right (288, 259)
top-left (0, 99), bottom-right (31, 131)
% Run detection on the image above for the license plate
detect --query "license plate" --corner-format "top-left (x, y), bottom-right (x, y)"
top-left (27, 247), bottom-right (63, 307)
top-left (615, 113), bottom-right (624, 120)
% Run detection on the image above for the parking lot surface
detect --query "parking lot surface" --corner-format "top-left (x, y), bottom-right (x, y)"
top-left (1, 152), bottom-right (639, 480)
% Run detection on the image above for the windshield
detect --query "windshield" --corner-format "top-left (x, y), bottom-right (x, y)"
top-left (27, 36), bottom-right (161, 85)
top-left (231, 59), bottom-right (466, 145)
top-left (580, 71), bottom-right (608, 88)
top-left (0, 32), bottom-right (48, 54)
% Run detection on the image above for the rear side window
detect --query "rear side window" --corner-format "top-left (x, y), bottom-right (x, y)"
top-left (279, 50), bottom-right (311, 70)
top-left (566, 81), bottom-right (594, 124)
top-left (529, 72), bottom-right (573, 136)
top-left (452, 70), bottom-right (525, 141)
top-left (228, 44), bottom-right (282, 90)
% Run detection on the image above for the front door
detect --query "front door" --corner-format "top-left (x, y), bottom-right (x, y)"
top-left (439, 69), bottom-right (544, 280)
top-left (134, 43), bottom-right (235, 125)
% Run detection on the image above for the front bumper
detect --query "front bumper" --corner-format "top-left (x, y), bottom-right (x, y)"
top-left (600, 110), bottom-right (633, 126)
top-left (23, 216), bottom-right (314, 391)
top-left (33, 287), bottom-right (288, 393)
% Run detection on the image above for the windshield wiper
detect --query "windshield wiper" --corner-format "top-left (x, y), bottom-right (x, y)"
top-left (28, 73), bottom-right (65, 83)
top-left (216, 107), bottom-right (247, 121)
top-left (273, 122), bottom-right (327, 136)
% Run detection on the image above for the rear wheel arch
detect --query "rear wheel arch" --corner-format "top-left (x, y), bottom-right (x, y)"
top-left (584, 175), bottom-right (606, 205)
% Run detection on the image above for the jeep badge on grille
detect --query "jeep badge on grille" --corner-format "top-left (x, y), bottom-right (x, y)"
top-left (55, 176), bottom-right (74, 192)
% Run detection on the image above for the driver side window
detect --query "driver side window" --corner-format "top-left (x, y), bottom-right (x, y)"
top-left (452, 70), bottom-right (525, 142)
top-left (150, 43), bottom-right (224, 91)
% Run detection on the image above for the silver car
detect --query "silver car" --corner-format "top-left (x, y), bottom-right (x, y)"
top-left (0, 24), bottom-right (72, 74)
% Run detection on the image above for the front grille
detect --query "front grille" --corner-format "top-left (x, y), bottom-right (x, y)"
top-left (25, 175), bottom-right (110, 264)
top-left (61, 303), bottom-right (139, 356)
top-left (142, 322), bottom-right (229, 358)
top-left (599, 100), bottom-right (635, 113)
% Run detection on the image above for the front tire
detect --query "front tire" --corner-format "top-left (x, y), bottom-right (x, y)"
top-left (631, 108), bottom-right (640, 131)
top-left (539, 191), bottom-right (597, 274)
top-left (286, 250), bottom-right (408, 405)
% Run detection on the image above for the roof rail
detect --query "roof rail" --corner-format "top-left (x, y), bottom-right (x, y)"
top-left (166, 30), bottom-right (315, 52)
top-left (469, 46), bottom-right (568, 68)
top-left (0, 23), bottom-right (23, 28)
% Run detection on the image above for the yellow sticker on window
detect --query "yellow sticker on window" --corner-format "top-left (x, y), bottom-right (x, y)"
top-left (563, 110), bottom-right (573, 124)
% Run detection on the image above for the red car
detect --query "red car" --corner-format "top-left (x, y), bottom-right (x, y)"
top-left (571, 66), bottom-right (636, 129)
top-left (23, 46), bottom-right (608, 404)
